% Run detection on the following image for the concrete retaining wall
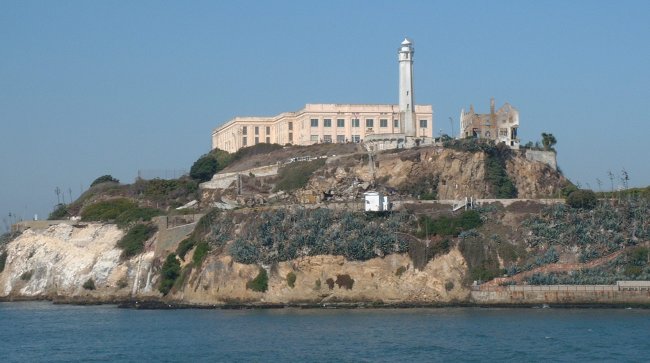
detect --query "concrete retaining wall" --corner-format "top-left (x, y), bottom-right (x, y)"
top-left (525, 149), bottom-right (557, 171)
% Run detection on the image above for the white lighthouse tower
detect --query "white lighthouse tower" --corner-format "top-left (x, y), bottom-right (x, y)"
top-left (398, 38), bottom-right (416, 137)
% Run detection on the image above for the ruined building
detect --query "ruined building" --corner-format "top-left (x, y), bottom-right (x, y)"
top-left (459, 98), bottom-right (520, 148)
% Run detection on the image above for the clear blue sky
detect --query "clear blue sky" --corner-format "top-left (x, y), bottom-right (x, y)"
top-left (1, 0), bottom-right (649, 228)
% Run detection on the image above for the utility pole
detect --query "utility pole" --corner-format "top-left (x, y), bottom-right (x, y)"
top-left (449, 117), bottom-right (454, 139)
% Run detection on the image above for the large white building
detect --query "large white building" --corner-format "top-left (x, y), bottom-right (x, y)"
top-left (212, 39), bottom-right (434, 153)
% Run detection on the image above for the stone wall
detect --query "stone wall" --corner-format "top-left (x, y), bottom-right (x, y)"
top-left (471, 285), bottom-right (650, 305)
top-left (524, 149), bottom-right (557, 171)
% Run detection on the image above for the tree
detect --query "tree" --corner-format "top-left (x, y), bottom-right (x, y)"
top-left (91, 175), bottom-right (120, 187)
top-left (541, 133), bottom-right (557, 151)
top-left (189, 154), bottom-right (219, 182)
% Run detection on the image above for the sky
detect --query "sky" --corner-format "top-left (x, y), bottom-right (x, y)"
top-left (1, 0), bottom-right (649, 229)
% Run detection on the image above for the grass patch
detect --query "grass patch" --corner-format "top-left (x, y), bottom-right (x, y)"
top-left (416, 210), bottom-right (482, 238)
top-left (81, 198), bottom-right (162, 228)
top-left (273, 159), bottom-right (326, 192)
top-left (246, 267), bottom-right (268, 292)
top-left (117, 224), bottom-right (157, 259)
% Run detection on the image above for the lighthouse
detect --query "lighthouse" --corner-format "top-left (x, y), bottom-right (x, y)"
top-left (398, 38), bottom-right (416, 137)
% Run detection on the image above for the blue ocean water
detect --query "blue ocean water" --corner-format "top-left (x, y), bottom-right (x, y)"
top-left (1, 302), bottom-right (649, 362)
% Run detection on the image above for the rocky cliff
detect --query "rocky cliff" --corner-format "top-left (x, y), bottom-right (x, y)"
top-left (0, 222), bottom-right (470, 305)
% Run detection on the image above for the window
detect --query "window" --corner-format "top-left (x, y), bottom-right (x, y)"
top-left (255, 126), bottom-right (259, 135)
top-left (288, 132), bottom-right (293, 142)
top-left (352, 118), bottom-right (360, 127)
top-left (288, 122), bottom-right (293, 131)
top-left (310, 135), bottom-right (319, 142)
top-left (266, 126), bottom-right (270, 135)
top-left (255, 136), bottom-right (259, 144)
top-left (336, 135), bottom-right (345, 143)
top-left (323, 135), bottom-right (332, 143)
top-left (337, 119), bottom-right (345, 127)
top-left (242, 126), bottom-right (247, 135)
top-left (266, 136), bottom-right (270, 143)
top-left (419, 119), bottom-right (427, 128)
top-left (352, 135), bottom-right (360, 143)
top-left (499, 128), bottom-right (508, 137)
top-left (324, 119), bottom-right (331, 127)
top-left (242, 136), bottom-right (247, 146)
top-left (366, 119), bottom-right (374, 128)
top-left (380, 119), bottom-right (388, 128)
top-left (311, 119), bottom-right (318, 127)
top-left (393, 119), bottom-right (399, 128)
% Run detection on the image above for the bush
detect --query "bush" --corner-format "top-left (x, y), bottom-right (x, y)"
top-left (286, 271), bottom-right (296, 288)
top-left (83, 278), bottom-right (96, 290)
top-left (117, 224), bottom-right (157, 259)
top-left (176, 238), bottom-right (196, 260)
top-left (192, 241), bottom-right (210, 267)
top-left (246, 267), bottom-right (268, 292)
top-left (20, 270), bottom-right (33, 281)
top-left (566, 189), bottom-right (598, 209)
top-left (0, 250), bottom-right (7, 273)
top-left (81, 199), bottom-right (161, 228)
top-left (335, 274), bottom-right (354, 289)
top-left (395, 266), bottom-right (407, 277)
top-left (232, 143), bottom-right (282, 162)
top-left (190, 155), bottom-right (219, 182)
top-left (159, 253), bottom-right (181, 296)
top-left (273, 159), bottom-right (326, 192)
top-left (91, 175), bottom-right (119, 187)
top-left (48, 203), bottom-right (69, 220)
top-left (445, 281), bottom-right (454, 291)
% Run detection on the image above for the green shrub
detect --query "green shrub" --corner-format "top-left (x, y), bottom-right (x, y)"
top-left (117, 224), bottom-right (157, 259)
top-left (273, 159), bottom-right (326, 192)
top-left (314, 278), bottom-right (321, 290)
top-left (159, 253), bottom-right (181, 296)
top-left (0, 251), bottom-right (7, 273)
top-left (20, 270), bottom-right (33, 281)
top-left (83, 278), bottom-right (96, 290)
top-left (286, 271), bottom-right (296, 288)
top-left (90, 175), bottom-right (119, 187)
top-left (445, 281), bottom-right (454, 291)
top-left (48, 203), bottom-right (69, 220)
top-left (246, 267), bottom-right (268, 292)
top-left (192, 241), bottom-right (210, 267)
top-left (566, 189), bottom-right (598, 209)
top-left (484, 144), bottom-right (517, 198)
top-left (141, 178), bottom-right (198, 203)
top-left (395, 266), bottom-right (407, 277)
top-left (190, 154), bottom-right (219, 182)
top-left (176, 238), bottom-right (196, 260)
top-left (408, 238), bottom-right (450, 270)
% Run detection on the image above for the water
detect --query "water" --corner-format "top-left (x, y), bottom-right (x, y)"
top-left (1, 302), bottom-right (649, 362)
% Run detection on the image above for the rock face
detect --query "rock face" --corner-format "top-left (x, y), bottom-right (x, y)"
top-left (177, 250), bottom-right (469, 305)
top-left (0, 224), bottom-right (157, 300)
top-left (0, 223), bottom-right (470, 305)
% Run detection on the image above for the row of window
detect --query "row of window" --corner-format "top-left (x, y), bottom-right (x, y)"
top-left (310, 135), bottom-right (361, 143)
top-left (241, 126), bottom-right (272, 136)
top-left (242, 136), bottom-right (271, 146)
top-left (310, 118), bottom-right (428, 128)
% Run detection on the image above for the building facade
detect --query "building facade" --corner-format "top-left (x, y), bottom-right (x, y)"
top-left (212, 38), bottom-right (433, 153)
top-left (459, 98), bottom-right (520, 148)
top-left (212, 103), bottom-right (433, 153)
